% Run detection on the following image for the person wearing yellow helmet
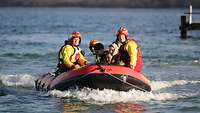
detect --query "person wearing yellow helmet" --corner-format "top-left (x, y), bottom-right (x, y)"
top-left (89, 39), bottom-right (107, 64)
top-left (108, 26), bottom-right (142, 72)
top-left (55, 31), bottom-right (88, 75)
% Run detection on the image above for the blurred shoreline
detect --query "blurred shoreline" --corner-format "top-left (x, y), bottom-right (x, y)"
top-left (0, 0), bottom-right (200, 8)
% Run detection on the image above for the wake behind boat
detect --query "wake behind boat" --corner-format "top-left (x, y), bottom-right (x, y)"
top-left (35, 65), bottom-right (151, 92)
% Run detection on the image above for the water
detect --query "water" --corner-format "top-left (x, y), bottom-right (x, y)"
top-left (0, 7), bottom-right (200, 113)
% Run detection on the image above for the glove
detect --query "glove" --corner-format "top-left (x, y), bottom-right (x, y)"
top-left (129, 65), bottom-right (134, 69)
top-left (105, 53), bottom-right (112, 64)
top-left (71, 64), bottom-right (81, 70)
top-left (84, 61), bottom-right (87, 65)
top-left (74, 64), bottom-right (81, 69)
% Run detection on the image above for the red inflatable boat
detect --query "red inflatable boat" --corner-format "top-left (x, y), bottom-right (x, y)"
top-left (35, 65), bottom-right (151, 92)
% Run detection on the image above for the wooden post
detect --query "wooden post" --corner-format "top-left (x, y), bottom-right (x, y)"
top-left (180, 15), bottom-right (187, 39)
top-left (189, 4), bottom-right (192, 24)
top-left (179, 4), bottom-right (200, 39)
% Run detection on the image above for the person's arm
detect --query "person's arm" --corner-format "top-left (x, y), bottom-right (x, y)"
top-left (62, 45), bottom-right (74, 68)
top-left (126, 41), bottom-right (138, 69)
top-left (78, 52), bottom-right (88, 66)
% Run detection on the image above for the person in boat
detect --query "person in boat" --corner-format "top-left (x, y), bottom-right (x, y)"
top-left (107, 26), bottom-right (142, 73)
top-left (89, 39), bottom-right (109, 64)
top-left (106, 37), bottom-right (122, 65)
top-left (55, 31), bottom-right (88, 75)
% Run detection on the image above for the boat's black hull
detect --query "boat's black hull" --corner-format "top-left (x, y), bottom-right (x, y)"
top-left (53, 73), bottom-right (151, 91)
top-left (35, 65), bottom-right (152, 92)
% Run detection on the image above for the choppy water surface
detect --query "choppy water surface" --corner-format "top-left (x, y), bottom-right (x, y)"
top-left (0, 7), bottom-right (200, 113)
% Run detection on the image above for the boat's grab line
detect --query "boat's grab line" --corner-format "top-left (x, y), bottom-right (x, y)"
top-left (76, 65), bottom-right (148, 92)
top-left (103, 72), bottom-right (148, 92)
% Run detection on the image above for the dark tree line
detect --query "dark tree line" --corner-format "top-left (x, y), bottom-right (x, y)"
top-left (0, 0), bottom-right (199, 8)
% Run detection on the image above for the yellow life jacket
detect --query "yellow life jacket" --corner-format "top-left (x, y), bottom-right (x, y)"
top-left (119, 39), bottom-right (142, 72)
top-left (58, 44), bottom-right (87, 69)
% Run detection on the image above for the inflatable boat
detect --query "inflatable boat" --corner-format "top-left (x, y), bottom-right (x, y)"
top-left (35, 65), bottom-right (151, 92)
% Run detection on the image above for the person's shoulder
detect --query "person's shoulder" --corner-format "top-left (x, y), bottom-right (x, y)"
top-left (109, 42), bottom-right (117, 48)
top-left (127, 39), bottom-right (136, 44)
top-left (128, 37), bottom-right (139, 44)
top-left (63, 44), bottom-right (73, 50)
top-left (109, 41), bottom-right (121, 48)
top-left (128, 37), bottom-right (137, 42)
top-left (126, 39), bottom-right (138, 48)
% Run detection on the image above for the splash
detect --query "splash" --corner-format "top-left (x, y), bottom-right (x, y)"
top-left (49, 79), bottom-right (200, 104)
top-left (49, 88), bottom-right (178, 104)
top-left (150, 80), bottom-right (200, 91)
top-left (0, 74), bottom-right (36, 87)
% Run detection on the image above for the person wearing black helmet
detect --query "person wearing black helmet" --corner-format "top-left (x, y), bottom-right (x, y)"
top-left (89, 39), bottom-right (108, 64)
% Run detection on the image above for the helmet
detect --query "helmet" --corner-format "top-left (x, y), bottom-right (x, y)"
top-left (89, 39), bottom-right (99, 47)
top-left (69, 31), bottom-right (82, 44)
top-left (116, 26), bottom-right (128, 37)
top-left (89, 39), bottom-right (104, 54)
top-left (70, 31), bottom-right (82, 40)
